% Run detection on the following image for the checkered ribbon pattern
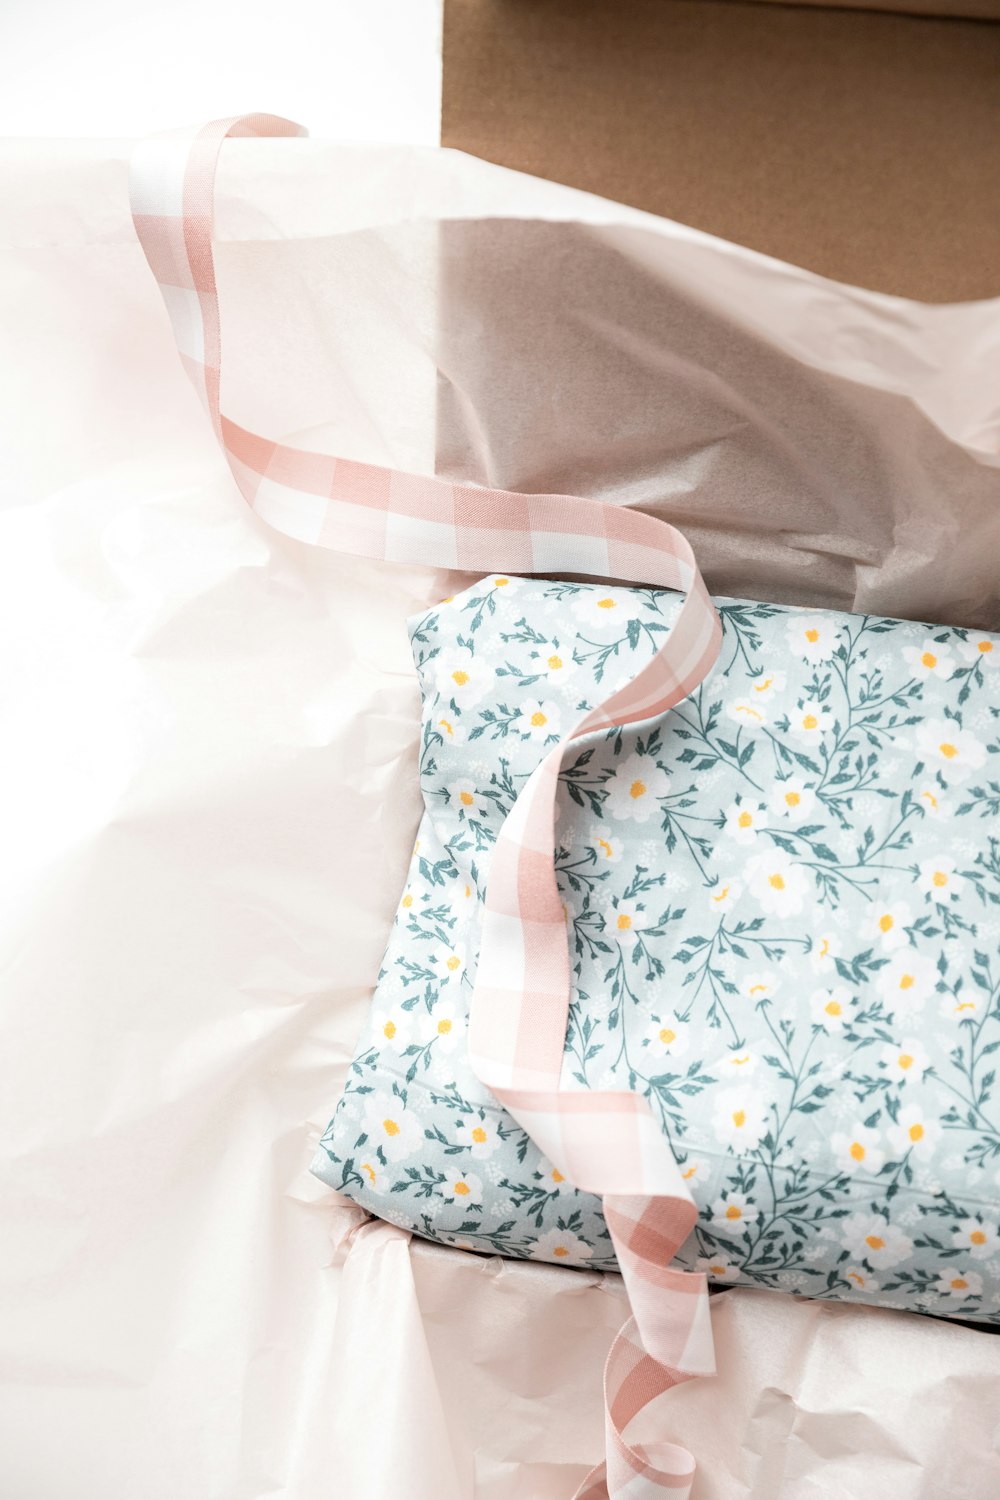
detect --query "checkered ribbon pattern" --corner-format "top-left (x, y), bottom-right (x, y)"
top-left (130, 115), bottom-right (722, 1499)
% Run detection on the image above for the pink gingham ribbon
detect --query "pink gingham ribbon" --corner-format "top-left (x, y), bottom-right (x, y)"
top-left (130, 115), bottom-right (722, 1499)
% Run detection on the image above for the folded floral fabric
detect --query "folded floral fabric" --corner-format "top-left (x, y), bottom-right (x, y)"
top-left (313, 575), bottom-right (1000, 1322)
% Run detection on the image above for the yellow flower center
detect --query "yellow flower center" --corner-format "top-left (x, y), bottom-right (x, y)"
top-left (437, 1018), bottom-right (452, 1035)
top-left (899, 973), bottom-right (915, 990)
top-left (597, 838), bottom-right (614, 858)
top-left (439, 718), bottom-right (454, 736)
top-left (464, 885), bottom-right (471, 898)
top-left (709, 1263), bottom-right (727, 1276)
top-left (951, 1277), bottom-right (968, 1290)
top-left (785, 791), bottom-right (800, 807)
top-left (732, 1109), bottom-right (746, 1128)
top-left (802, 714), bottom-right (818, 730)
top-left (682, 1165), bottom-right (698, 1179)
top-left (755, 676), bottom-right (774, 693)
top-left (819, 938), bottom-right (830, 957)
top-left (939, 742), bottom-right (959, 759)
top-left (471, 1126), bottom-right (487, 1144)
top-left (933, 871), bottom-right (948, 887)
top-left (446, 955), bottom-right (461, 971)
top-left (850, 1141), bottom-right (866, 1161)
top-left (630, 779), bottom-right (647, 800)
top-left (452, 670), bottom-right (469, 686)
top-left (725, 1204), bottom-right (743, 1220)
top-left (848, 1271), bottom-right (864, 1284)
top-left (736, 704), bottom-right (763, 720)
top-left (362, 1163), bottom-right (376, 1184)
top-left (383, 1118), bottom-right (400, 1137)
top-left (383, 1021), bottom-right (396, 1039)
top-left (453, 1181), bottom-right (470, 1196)
top-left (865, 1234), bottom-right (885, 1250)
top-left (749, 984), bottom-right (768, 995)
top-left (879, 914), bottom-right (894, 932)
top-left (402, 895), bottom-right (413, 908)
top-left (805, 629), bottom-right (820, 643)
top-left (547, 654), bottom-right (563, 670)
top-left (898, 1053), bottom-right (913, 1070)
top-left (658, 1027), bottom-right (676, 1045)
top-left (977, 640), bottom-right (992, 654)
top-left (921, 652), bottom-right (937, 669)
top-left (971, 1230), bottom-right (987, 1245)
top-left (825, 1000), bottom-right (842, 1017)
top-left (712, 885), bottom-right (730, 903)
top-left (530, 711), bottom-right (547, 727)
top-left (738, 811), bottom-right (753, 828)
top-left (553, 1245), bottom-right (570, 1257)
top-left (597, 598), bottom-right (616, 609)
top-left (617, 913), bottom-right (633, 931)
top-left (494, 578), bottom-right (509, 587)
top-left (908, 1123), bottom-right (924, 1142)
top-left (768, 873), bottom-right (786, 890)
top-left (552, 1169), bottom-right (564, 1183)
top-left (922, 790), bottom-right (938, 808)
top-left (459, 790), bottom-right (474, 806)
top-left (957, 1001), bottom-right (977, 1013)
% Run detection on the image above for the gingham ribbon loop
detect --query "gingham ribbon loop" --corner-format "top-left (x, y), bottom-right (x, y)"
top-left (130, 114), bottom-right (722, 1500)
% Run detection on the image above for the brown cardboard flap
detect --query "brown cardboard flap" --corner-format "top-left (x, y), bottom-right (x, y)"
top-left (442, 0), bottom-right (1000, 301)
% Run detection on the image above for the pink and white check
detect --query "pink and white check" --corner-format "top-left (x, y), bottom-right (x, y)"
top-left (131, 114), bottom-right (722, 1499)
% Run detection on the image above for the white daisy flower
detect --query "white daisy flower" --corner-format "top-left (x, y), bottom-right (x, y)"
top-left (809, 986), bottom-right (856, 1032)
top-left (420, 998), bottom-right (463, 1053)
top-left (434, 647), bottom-right (487, 708)
top-left (724, 800), bottom-right (769, 843)
top-left (363, 1092), bottom-right (425, 1163)
top-left (571, 588), bottom-right (635, 634)
top-left (878, 952), bottom-right (935, 1017)
top-left (790, 699), bottom-right (833, 741)
top-left (917, 856), bottom-right (965, 904)
top-left (443, 1170), bottom-right (483, 1203)
top-left (952, 1219), bottom-right (1000, 1259)
top-left (711, 1193), bottom-right (755, 1230)
top-left (809, 932), bottom-right (840, 972)
top-left (879, 1038), bottom-right (930, 1085)
top-left (866, 899), bottom-right (913, 951)
top-left (840, 1214), bottom-right (913, 1269)
top-left (531, 642), bottom-right (577, 683)
top-left (958, 635), bottom-right (997, 666)
top-left (450, 779), bottom-right (491, 821)
top-left (605, 753), bottom-right (671, 824)
top-left (830, 1123), bottom-right (886, 1175)
top-left (712, 1087), bottom-right (770, 1150)
top-left (449, 880), bottom-right (477, 925)
top-left (458, 1116), bottom-right (501, 1160)
top-left (726, 697), bottom-right (769, 728)
top-left (530, 1228), bottom-right (594, 1265)
top-left (842, 1266), bottom-right (879, 1293)
top-left (695, 1255), bottom-right (742, 1282)
top-left (939, 991), bottom-right (980, 1022)
top-left (377, 1005), bottom-right (416, 1054)
top-left (712, 1049), bottom-right (760, 1079)
top-left (517, 699), bottom-right (562, 741)
top-left (642, 1012), bottom-right (690, 1060)
top-left (744, 849), bottom-right (809, 917)
top-left (706, 878), bottom-right (742, 913)
top-left (588, 831), bottom-right (624, 866)
top-left (902, 639), bottom-right (955, 679)
top-left (915, 719), bottom-right (986, 782)
top-left (768, 777), bottom-right (816, 823)
top-left (932, 1267), bottom-right (983, 1300)
top-left (786, 614), bottom-right (840, 662)
top-left (887, 1105), bottom-right (941, 1160)
top-left (605, 899), bottom-right (653, 938)
top-left (746, 668), bottom-right (786, 702)
top-left (738, 973), bottom-right (779, 1002)
top-left (434, 943), bottom-right (466, 985)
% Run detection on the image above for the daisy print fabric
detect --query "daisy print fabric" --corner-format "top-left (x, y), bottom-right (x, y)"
top-left (311, 577), bottom-right (1000, 1323)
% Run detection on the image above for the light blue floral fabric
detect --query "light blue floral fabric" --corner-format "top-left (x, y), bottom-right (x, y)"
top-left (312, 575), bottom-right (1000, 1322)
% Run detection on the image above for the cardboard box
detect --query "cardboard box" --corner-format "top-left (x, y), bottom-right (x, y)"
top-left (442, 0), bottom-right (1000, 301)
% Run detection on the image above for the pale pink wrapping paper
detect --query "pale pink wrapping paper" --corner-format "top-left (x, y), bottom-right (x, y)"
top-left (1, 134), bottom-right (998, 1498)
